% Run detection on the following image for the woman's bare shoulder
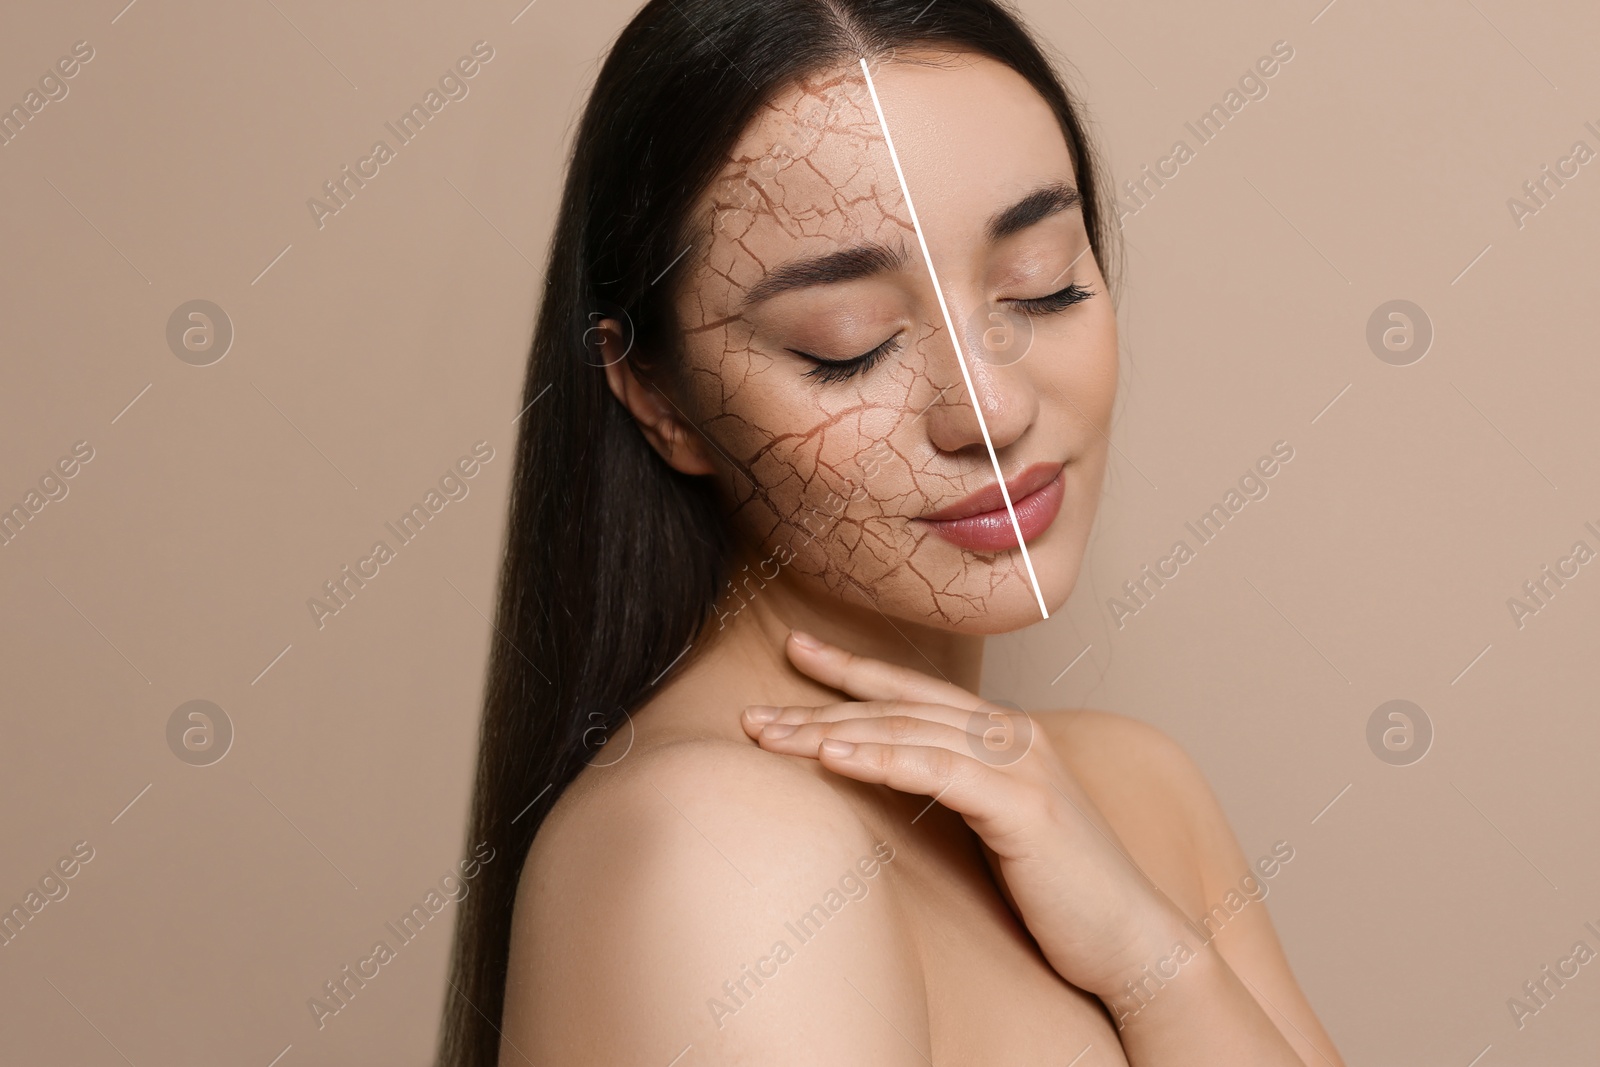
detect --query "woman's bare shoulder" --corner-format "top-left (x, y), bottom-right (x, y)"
top-left (1036, 707), bottom-right (1205, 796)
top-left (1037, 706), bottom-right (1200, 785)
top-left (527, 735), bottom-right (881, 886)
top-left (502, 736), bottom-right (930, 1064)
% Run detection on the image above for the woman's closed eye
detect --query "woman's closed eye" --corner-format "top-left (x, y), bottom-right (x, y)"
top-left (1008, 281), bottom-right (1095, 316)
top-left (788, 282), bottom-right (1092, 385)
top-left (792, 332), bottom-right (905, 384)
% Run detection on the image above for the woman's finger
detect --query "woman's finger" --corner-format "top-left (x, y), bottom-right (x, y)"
top-left (811, 739), bottom-right (1024, 828)
top-left (742, 699), bottom-right (975, 732)
top-left (742, 700), bottom-right (1037, 766)
top-left (751, 714), bottom-right (979, 758)
top-left (784, 630), bottom-right (983, 709)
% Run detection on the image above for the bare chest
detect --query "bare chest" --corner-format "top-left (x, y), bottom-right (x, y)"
top-left (853, 795), bottom-right (1131, 1066)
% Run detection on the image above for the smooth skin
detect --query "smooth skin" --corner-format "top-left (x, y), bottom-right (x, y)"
top-left (500, 50), bottom-right (1345, 1066)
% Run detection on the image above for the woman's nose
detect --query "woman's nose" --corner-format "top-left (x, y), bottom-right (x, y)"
top-left (921, 313), bottom-right (1040, 456)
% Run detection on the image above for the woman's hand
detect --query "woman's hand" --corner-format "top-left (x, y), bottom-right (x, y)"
top-left (739, 629), bottom-right (1193, 1002)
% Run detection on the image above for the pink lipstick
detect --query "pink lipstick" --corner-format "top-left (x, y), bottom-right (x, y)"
top-left (915, 462), bottom-right (1066, 552)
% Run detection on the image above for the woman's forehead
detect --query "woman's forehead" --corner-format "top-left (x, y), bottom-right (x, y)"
top-left (698, 71), bottom-right (909, 298)
top-left (688, 54), bottom-right (1077, 308)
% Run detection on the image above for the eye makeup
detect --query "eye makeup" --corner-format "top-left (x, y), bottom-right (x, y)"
top-left (790, 280), bottom-right (1094, 385)
top-left (1010, 281), bottom-right (1095, 316)
top-left (793, 332), bottom-right (905, 383)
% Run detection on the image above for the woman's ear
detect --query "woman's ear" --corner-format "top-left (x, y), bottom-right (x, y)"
top-left (596, 319), bottom-right (718, 477)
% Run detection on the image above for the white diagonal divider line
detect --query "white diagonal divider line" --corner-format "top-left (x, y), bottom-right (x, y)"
top-left (858, 57), bottom-right (1049, 619)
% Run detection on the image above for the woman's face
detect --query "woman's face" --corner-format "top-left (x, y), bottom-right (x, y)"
top-left (664, 51), bottom-right (1118, 633)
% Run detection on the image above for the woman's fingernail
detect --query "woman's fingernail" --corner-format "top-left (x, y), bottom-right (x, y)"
top-left (744, 705), bottom-right (780, 723)
top-left (790, 630), bottom-right (824, 650)
top-left (762, 722), bottom-right (798, 739)
top-left (820, 738), bottom-right (856, 758)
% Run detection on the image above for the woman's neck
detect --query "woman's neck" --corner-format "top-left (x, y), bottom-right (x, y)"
top-left (638, 553), bottom-right (986, 742)
top-left (720, 565), bottom-right (985, 691)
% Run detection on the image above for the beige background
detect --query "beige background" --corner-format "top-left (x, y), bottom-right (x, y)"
top-left (2, 0), bottom-right (1596, 1063)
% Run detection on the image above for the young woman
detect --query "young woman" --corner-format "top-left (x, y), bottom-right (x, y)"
top-left (439, 1), bottom-right (1345, 1063)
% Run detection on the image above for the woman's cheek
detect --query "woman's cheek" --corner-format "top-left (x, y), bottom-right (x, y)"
top-left (718, 415), bottom-right (899, 577)
top-left (677, 328), bottom-right (930, 585)
top-left (737, 413), bottom-right (862, 533)
top-left (1070, 300), bottom-right (1119, 408)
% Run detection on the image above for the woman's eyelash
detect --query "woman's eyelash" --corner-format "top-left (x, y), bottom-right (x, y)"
top-left (790, 284), bottom-right (1089, 384)
top-left (1010, 282), bottom-right (1095, 315)
top-left (796, 333), bottom-right (904, 384)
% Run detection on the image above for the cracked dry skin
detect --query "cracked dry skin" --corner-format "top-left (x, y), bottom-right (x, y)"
top-left (663, 52), bottom-right (1119, 633)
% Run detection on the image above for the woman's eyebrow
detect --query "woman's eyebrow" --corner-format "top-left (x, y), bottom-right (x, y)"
top-left (741, 241), bottom-right (907, 306)
top-left (737, 183), bottom-right (1077, 307)
top-left (986, 181), bottom-right (1081, 242)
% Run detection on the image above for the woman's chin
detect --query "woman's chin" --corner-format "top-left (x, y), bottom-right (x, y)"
top-left (964, 575), bottom-right (1080, 634)
top-left (886, 551), bottom-right (1082, 636)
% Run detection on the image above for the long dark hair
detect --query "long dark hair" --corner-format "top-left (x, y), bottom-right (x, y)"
top-left (437, 1), bottom-right (1115, 1062)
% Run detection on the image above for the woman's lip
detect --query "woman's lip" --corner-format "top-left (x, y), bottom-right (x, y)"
top-left (918, 461), bottom-right (1064, 522)
top-left (913, 465), bottom-right (1066, 553)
